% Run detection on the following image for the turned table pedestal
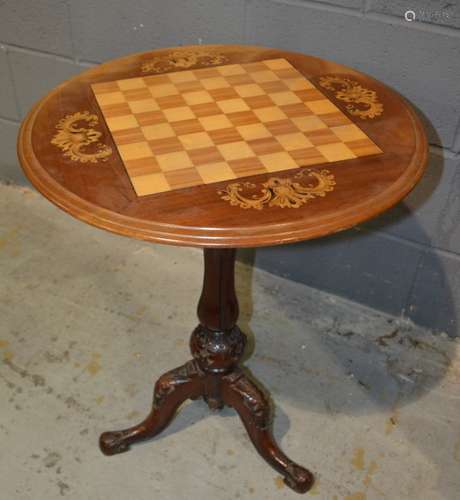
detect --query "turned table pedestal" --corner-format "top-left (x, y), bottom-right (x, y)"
top-left (18, 44), bottom-right (427, 494)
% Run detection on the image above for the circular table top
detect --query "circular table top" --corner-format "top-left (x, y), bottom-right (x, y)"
top-left (18, 44), bottom-right (428, 248)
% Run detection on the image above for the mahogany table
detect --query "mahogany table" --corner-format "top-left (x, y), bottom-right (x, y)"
top-left (18, 44), bottom-right (427, 494)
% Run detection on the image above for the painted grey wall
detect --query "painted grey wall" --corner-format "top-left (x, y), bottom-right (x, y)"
top-left (0, 1), bottom-right (459, 335)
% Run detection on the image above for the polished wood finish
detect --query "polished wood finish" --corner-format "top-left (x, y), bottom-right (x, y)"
top-left (99, 249), bottom-right (313, 493)
top-left (17, 45), bottom-right (428, 494)
top-left (18, 44), bottom-right (428, 248)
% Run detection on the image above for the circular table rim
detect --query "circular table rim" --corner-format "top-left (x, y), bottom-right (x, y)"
top-left (18, 45), bottom-right (429, 249)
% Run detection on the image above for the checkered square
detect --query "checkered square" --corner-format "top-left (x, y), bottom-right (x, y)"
top-left (92, 58), bottom-right (382, 196)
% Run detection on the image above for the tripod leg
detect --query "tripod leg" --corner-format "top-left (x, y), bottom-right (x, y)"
top-left (222, 369), bottom-right (314, 494)
top-left (100, 360), bottom-right (203, 455)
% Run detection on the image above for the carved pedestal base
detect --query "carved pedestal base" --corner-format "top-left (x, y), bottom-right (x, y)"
top-left (100, 249), bottom-right (314, 494)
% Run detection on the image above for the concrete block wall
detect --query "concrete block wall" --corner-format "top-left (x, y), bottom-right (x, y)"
top-left (1, 1), bottom-right (459, 335)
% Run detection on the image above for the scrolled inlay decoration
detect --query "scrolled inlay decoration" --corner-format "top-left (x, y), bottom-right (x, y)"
top-left (51, 111), bottom-right (112, 163)
top-left (319, 76), bottom-right (383, 119)
top-left (218, 168), bottom-right (336, 210)
top-left (141, 49), bottom-right (228, 74)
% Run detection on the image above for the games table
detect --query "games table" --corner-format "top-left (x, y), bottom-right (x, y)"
top-left (17, 45), bottom-right (427, 493)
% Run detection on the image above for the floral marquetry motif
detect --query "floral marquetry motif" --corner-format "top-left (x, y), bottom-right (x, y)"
top-left (319, 76), bottom-right (384, 119)
top-left (51, 111), bottom-right (112, 163)
top-left (218, 169), bottom-right (336, 209)
top-left (141, 49), bottom-right (228, 74)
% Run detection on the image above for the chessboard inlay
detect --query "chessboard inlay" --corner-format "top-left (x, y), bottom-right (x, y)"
top-left (91, 58), bottom-right (382, 196)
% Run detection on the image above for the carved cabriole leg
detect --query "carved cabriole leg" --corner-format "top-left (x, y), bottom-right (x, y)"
top-left (221, 369), bottom-right (314, 493)
top-left (99, 360), bottom-right (203, 455)
top-left (99, 248), bottom-right (314, 494)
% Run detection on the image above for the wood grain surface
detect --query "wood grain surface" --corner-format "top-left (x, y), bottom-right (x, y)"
top-left (17, 44), bottom-right (428, 248)
top-left (91, 58), bottom-right (381, 196)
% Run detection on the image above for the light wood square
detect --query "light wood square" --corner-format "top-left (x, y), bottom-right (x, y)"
top-left (167, 71), bottom-right (196, 83)
top-left (157, 151), bottom-right (193, 171)
top-left (245, 62), bottom-right (270, 73)
top-left (284, 78), bottom-right (315, 91)
top-left (194, 67), bottom-right (220, 79)
top-left (163, 106), bottom-right (195, 122)
top-left (217, 98), bottom-right (250, 114)
top-left (269, 91), bottom-right (302, 106)
top-left (106, 114), bottom-right (139, 131)
top-left (254, 106), bottom-right (287, 123)
top-left (251, 70), bottom-right (279, 83)
top-left (96, 91), bottom-right (125, 106)
top-left (217, 64), bottom-right (246, 76)
top-left (236, 123), bottom-right (271, 141)
top-left (201, 77), bottom-right (231, 90)
top-left (259, 152), bottom-right (298, 172)
top-left (306, 99), bottom-right (340, 115)
top-left (217, 141), bottom-right (255, 161)
top-left (197, 162), bottom-right (237, 184)
top-left (182, 91), bottom-right (213, 105)
top-left (234, 84), bottom-right (264, 98)
top-left (123, 88), bottom-right (153, 102)
top-left (91, 81), bottom-right (119, 93)
top-left (141, 123), bottom-right (175, 140)
top-left (276, 132), bottom-right (313, 151)
top-left (149, 83), bottom-right (179, 98)
top-left (118, 78), bottom-right (146, 91)
top-left (131, 172), bottom-right (170, 195)
top-left (143, 74), bottom-right (170, 85)
top-left (118, 141), bottom-right (152, 161)
top-left (128, 98), bottom-right (159, 114)
top-left (199, 114), bottom-right (233, 131)
top-left (317, 142), bottom-right (356, 162)
top-left (331, 124), bottom-right (367, 142)
top-left (291, 115), bottom-right (327, 132)
top-left (178, 132), bottom-right (214, 150)
top-left (263, 59), bottom-right (293, 70)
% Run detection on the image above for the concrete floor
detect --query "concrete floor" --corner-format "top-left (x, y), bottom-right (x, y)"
top-left (1, 183), bottom-right (459, 500)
